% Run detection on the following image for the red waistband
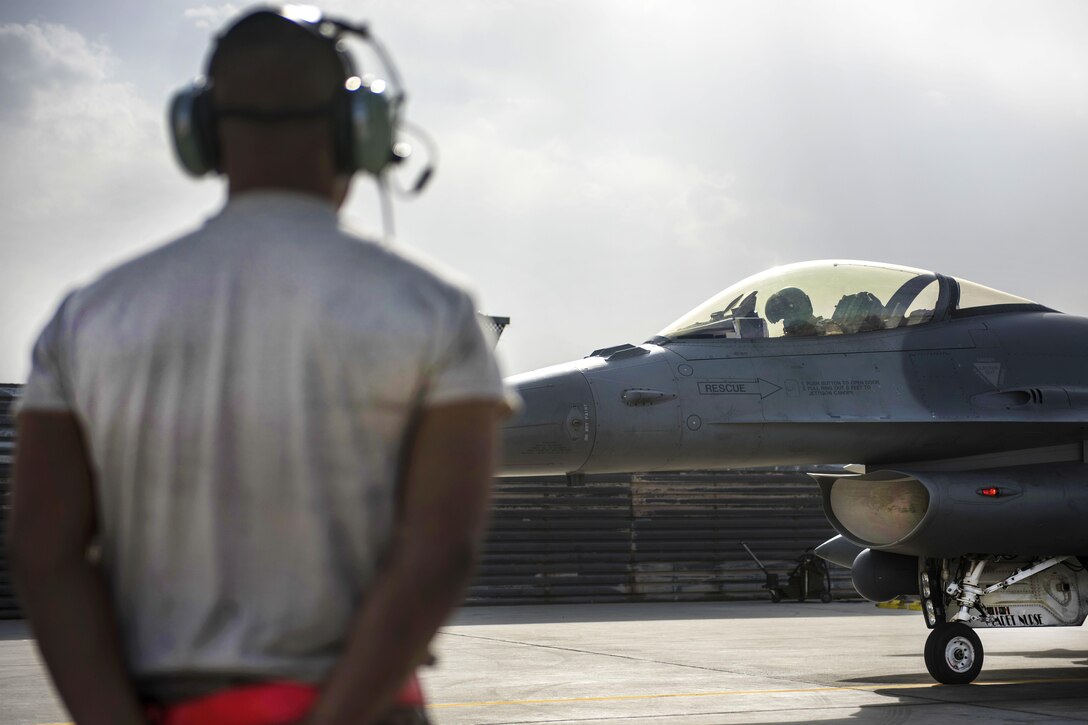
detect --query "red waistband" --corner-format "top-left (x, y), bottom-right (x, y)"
top-left (146, 674), bottom-right (425, 725)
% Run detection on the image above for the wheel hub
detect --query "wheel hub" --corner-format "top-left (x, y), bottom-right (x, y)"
top-left (944, 636), bottom-right (975, 673)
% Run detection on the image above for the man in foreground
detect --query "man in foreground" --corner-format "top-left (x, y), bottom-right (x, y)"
top-left (8, 7), bottom-right (508, 724)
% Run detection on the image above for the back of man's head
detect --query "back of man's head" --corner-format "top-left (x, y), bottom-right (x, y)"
top-left (209, 10), bottom-right (348, 196)
top-left (210, 10), bottom-right (344, 112)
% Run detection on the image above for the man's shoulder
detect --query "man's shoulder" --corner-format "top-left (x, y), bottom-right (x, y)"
top-left (62, 225), bottom-right (203, 309)
top-left (63, 203), bottom-right (479, 325)
top-left (333, 219), bottom-right (478, 308)
top-left (363, 238), bottom-right (473, 300)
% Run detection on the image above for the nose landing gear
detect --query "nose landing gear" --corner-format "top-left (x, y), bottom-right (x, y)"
top-left (917, 554), bottom-right (1082, 684)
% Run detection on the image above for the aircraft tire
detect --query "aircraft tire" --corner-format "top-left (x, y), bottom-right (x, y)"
top-left (820, 591), bottom-right (833, 603)
top-left (924, 623), bottom-right (983, 685)
top-left (769, 590), bottom-right (782, 603)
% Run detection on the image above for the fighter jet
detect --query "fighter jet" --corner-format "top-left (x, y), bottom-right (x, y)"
top-left (499, 259), bottom-right (1088, 684)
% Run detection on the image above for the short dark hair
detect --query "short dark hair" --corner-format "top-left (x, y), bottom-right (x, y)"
top-left (209, 10), bottom-right (345, 111)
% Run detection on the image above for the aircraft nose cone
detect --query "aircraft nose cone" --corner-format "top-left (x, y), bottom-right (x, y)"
top-left (499, 363), bottom-right (596, 476)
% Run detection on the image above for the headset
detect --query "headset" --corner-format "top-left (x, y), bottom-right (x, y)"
top-left (168, 4), bottom-right (423, 183)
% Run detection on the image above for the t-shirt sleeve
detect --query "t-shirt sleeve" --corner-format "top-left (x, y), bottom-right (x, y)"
top-left (18, 294), bottom-right (77, 413)
top-left (422, 291), bottom-right (512, 410)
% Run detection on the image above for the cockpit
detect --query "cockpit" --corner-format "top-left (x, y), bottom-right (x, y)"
top-left (658, 260), bottom-right (1042, 341)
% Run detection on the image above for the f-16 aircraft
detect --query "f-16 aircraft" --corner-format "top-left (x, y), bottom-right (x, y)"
top-left (499, 260), bottom-right (1088, 684)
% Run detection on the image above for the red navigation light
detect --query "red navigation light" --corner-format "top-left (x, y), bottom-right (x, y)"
top-left (977, 487), bottom-right (1001, 497)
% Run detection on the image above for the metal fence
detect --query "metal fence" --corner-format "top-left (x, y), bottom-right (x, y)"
top-left (0, 385), bottom-right (20, 619)
top-left (471, 471), bottom-right (852, 605)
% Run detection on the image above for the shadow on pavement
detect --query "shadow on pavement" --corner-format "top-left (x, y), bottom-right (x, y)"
top-left (0, 620), bottom-right (31, 641)
top-left (453, 600), bottom-right (882, 626)
top-left (701, 678), bottom-right (1088, 725)
top-left (842, 666), bottom-right (1088, 687)
top-left (989, 649), bottom-right (1088, 666)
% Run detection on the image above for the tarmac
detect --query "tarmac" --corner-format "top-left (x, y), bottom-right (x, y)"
top-left (2, 600), bottom-right (1087, 724)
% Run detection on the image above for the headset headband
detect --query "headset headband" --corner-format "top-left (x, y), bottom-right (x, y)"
top-left (168, 3), bottom-right (406, 178)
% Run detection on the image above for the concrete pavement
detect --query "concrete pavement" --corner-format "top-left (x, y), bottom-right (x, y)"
top-left (2, 601), bottom-right (1087, 724)
top-left (422, 601), bottom-right (1088, 724)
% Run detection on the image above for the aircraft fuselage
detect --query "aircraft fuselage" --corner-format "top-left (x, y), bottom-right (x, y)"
top-left (502, 310), bottom-right (1088, 477)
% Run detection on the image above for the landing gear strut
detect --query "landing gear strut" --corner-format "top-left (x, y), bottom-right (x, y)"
top-left (924, 623), bottom-right (983, 684)
top-left (918, 554), bottom-right (1078, 684)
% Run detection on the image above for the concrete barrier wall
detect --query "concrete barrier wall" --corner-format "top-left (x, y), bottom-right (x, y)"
top-left (0, 385), bottom-right (19, 619)
top-left (472, 472), bottom-right (852, 605)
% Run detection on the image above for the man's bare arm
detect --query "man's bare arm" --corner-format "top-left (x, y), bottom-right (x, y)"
top-left (305, 401), bottom-right (501, 725)
top-left (8, 411), bottom-right (145, 725)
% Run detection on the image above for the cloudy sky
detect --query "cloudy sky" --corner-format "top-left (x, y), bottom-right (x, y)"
top-left (2, 1), bottom-right (1087, 382)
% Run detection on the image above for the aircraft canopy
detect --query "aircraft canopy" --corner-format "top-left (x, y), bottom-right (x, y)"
top-left (659, 260), bottom-right (1037, 340)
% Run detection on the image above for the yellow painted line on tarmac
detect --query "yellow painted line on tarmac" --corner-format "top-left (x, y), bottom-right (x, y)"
top-left (875, 597), bottom-right (923, 611)
top-left (428, 676), bottom-right (1088, 710)
top-left (37, 676), bottom-right (1088, 722)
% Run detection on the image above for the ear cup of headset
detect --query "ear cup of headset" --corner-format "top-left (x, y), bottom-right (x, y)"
top-left (170, 79), bottom-right (396, 178)
top-left (342, 82), bottom-right (396, 176)
top-left (168, 82), bottom-right (219, 177)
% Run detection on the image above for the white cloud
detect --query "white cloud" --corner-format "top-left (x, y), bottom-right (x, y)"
top-left (0, 22), bottom-right (114, 121)
top-left (0, 21), bottom-right (220, 381)
top-left (183, 3), bottom-right (241, 31)
top-left (0, 22), bottom-right (160, 219)
top-left (0, 21), bottom-right (113, 82)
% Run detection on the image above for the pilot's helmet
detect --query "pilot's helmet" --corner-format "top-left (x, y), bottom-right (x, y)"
top-left (765, 287), bottom-right (813, 323)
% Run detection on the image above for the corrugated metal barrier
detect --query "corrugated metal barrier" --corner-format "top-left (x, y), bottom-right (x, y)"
top-left (0, 385), bottom-right (20, 619)
top-left (0, 383), bottom-right (854, 619)
top-left (469, 472), bottom-right (852, 605)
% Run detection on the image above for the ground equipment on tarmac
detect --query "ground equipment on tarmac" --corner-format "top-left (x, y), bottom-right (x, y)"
top-left (742, 543), bottom-right (833, 603)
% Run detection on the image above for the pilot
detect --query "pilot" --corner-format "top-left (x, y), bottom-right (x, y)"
top-left (765, 287), bottom-right (823, 337)
top-left (832, 291), bottom-right (885, 334)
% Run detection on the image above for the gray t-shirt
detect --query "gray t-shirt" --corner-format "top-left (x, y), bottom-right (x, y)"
top-left (20, 191), bottom-right (506, 690)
